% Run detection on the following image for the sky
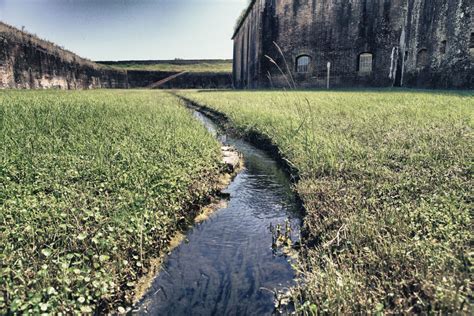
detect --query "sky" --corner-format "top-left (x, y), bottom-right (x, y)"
top-left (0, 0), bottom-right (249, 61)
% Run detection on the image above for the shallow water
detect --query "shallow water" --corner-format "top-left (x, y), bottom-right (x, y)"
top-left (135, 110), bottom-right (302, 315)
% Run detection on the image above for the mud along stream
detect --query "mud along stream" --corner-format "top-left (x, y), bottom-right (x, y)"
top-left (135, 106), bottom-right (302, 315)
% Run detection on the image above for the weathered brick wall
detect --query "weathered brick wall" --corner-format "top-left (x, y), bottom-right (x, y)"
top-left (126, 70), bottom-right (177, 88)
top-left (232, 0), bottom-right (266, 88)
top-left (259, 0), bottom-right (401, 88)
top-left (402, 0), bottom-right (473, 88)
top-left (234, 0), bottom-right (473, 89)
top-left (0, 22), bottom-right (128, 89)
top-left (156, 72), bottom-right (233, 89)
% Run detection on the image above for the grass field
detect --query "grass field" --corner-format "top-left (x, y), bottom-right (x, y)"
top-left (102, 61), bottom-right (232, 73)
top-left (0, 90), bottom-right (222, 314)
top-left (179, 89), bottom-right (473, 314)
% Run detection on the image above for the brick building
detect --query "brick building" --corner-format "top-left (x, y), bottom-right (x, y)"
top-left (233, 0), bottom-right (473, 89)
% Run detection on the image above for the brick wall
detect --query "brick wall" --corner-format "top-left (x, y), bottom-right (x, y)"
top-left (233, 0), bottom-right (473, 89)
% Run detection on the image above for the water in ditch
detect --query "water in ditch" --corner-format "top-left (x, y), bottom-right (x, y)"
top-left (135, 110), bottom-right (302, 315)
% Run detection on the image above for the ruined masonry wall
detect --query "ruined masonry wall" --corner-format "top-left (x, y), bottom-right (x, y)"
top-left (234, 0), bottom-right (473, 89)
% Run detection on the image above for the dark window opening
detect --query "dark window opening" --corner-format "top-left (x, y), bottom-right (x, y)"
top-left (440, 40), bottom-right (447, 54)
top-left (358, 53), bottom-right (373, 73)
top-left (296, 55), bottom-right (311, 73)
top-left (470, 33), bottom-right (474, 56)
top-left (416, 49), bottom-right (429, 68)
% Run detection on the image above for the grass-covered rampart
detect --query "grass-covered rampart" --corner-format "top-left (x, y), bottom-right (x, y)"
top-left (179, 89), bottom-right (473, 314)
top-left (0, 90), bottom-right (222, 314)
top-left (100, 60), bottom-right (232, 73)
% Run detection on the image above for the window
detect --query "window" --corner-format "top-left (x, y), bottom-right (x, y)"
top-left (296, 55), bottom-right (311, 73)
top-left (470, 33), bottom-right (474, 56)
top-left (440, 40), bottom-right (446, 54)
top-left (416, 49), bottom-right (429, 68)
top-left (359, 53), bottom-right (373, 73)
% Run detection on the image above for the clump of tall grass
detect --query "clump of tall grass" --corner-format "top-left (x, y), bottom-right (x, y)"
top-left (179, 89), bottom-right (473, 313)
top-left (0, 90), bottom-right (222, 314)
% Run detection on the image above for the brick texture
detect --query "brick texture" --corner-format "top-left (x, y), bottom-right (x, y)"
top-left (233, 0), bottom-right (473, 89)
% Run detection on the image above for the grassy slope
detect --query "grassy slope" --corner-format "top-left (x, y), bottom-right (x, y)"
top-left (179, 89), bottom-right (473, 314)
top-left (0, 22), bottom-right (103, 69)
top-left (102, 61), bottom-right (232, 73)
top-left (0, 90), bottom-right (221, 314)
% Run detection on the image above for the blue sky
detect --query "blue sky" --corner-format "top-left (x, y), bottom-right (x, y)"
top-left (0, 0), bottom-right (248, 60)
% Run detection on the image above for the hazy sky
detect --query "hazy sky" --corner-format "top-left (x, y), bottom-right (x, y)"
top-left (0, 0), bottom-right (248, 61)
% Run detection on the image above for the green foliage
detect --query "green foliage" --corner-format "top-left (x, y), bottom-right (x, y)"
top-left (233, 0), bottom-right (255, 33)
top-left (0, 22), bottom-right (102, 69)
top-left (103, 61), bottom-right (232, 73)
top-left (180, 89), bottom-right (473, 313)
top-left (0, 90), bottom-right (221, 314)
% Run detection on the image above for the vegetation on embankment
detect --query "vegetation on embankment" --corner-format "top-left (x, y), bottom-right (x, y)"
top-left (0, 22), bottom-right (128, 89)
top-left (178, 89), bottom-right (473, 314)
top-left (0, 21), bottom-right (99, 69)
top-left (98, 60), bottom-right (232, 73)
top-left (0, 90), bottom-right (222, 314)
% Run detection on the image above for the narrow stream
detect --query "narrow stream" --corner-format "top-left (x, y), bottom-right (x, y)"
top-left (135, 110), bottom-right (302, 315)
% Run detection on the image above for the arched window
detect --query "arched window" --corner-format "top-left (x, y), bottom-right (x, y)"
top-left (358, 53), bottom-right (373, 73)
top-left (416, 49), bottom-right (429, 68)
top-left (296, 55), bottom-right (311, 73)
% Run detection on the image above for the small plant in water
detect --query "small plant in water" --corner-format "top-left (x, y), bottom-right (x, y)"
top-left (270, 219), bottom-right (293, 256)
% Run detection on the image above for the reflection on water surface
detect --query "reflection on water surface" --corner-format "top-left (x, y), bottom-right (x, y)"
top-left (136, 110), bottom-right (301, 315)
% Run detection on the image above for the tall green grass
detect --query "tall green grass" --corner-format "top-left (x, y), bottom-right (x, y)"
top-left (180, 89), bottom-right (473, 313)
top-left (0, 90), bottom-right (221, 314)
